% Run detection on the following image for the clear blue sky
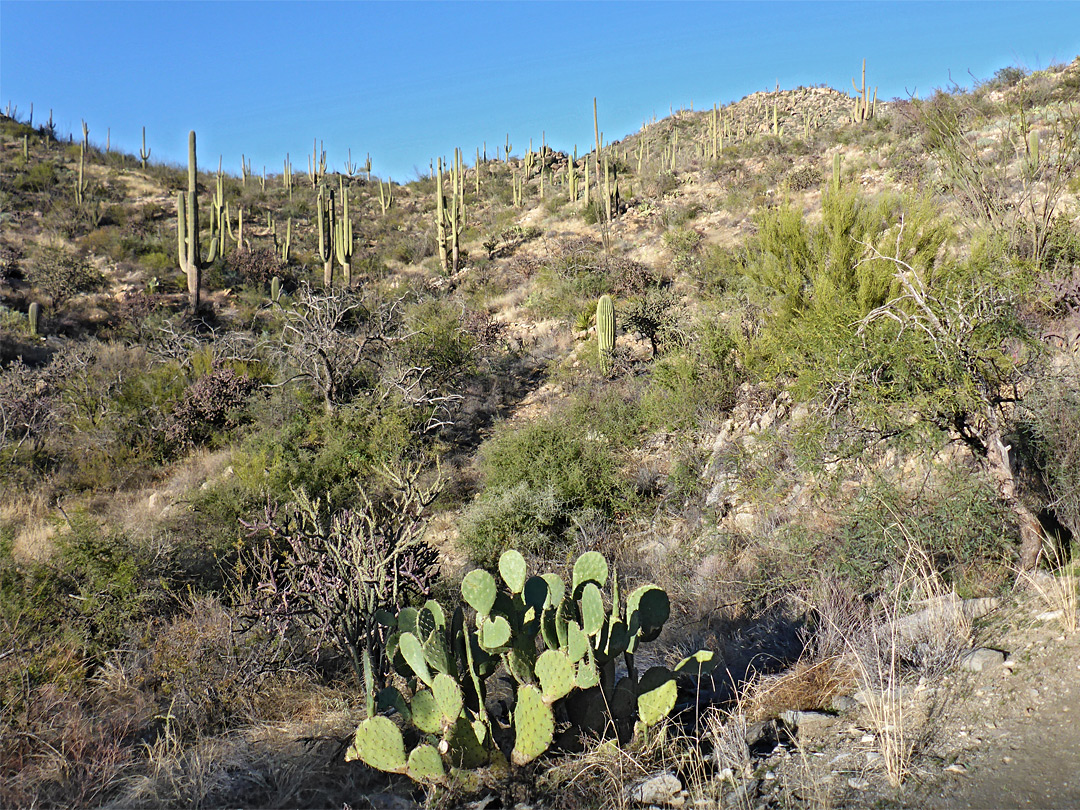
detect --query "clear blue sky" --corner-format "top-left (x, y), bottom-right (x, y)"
top-left (2, 1), bottom-right (1078, 181)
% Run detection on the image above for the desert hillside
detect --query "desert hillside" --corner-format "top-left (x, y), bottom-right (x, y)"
top-left (1, 60), bottom-right (1079, 809)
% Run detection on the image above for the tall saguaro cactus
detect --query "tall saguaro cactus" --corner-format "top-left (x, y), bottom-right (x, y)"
top-left (139, 126), bottom-right (151, 169)
top-left (335, 179), bottom-right (354, 286)
top-left (317, 185), bottom-right (335, 287)
top-left (176, 130), bottom-right (219, 312)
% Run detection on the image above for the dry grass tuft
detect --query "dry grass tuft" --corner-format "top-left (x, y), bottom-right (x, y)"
top-left (743, 657), bottom-right (855, 722)
top-left (1016, 538), bottom-right (1079, 633)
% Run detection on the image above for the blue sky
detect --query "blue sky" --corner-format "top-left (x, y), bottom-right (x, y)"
top-left (2, 2), bottom-right (1078, 181)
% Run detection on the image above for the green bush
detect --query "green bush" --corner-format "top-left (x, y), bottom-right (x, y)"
top-left (460, 415), bottom-right (628, 558)
top-left (24, 243), bottom-right (104, 308)
top-left (824, 470), bottom-right (1017, 593)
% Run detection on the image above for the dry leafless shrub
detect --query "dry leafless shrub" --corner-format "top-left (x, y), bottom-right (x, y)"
top-left (240, 462), bottom-right (441, 694)
top-left (165, 361), bottom-right (258, 450)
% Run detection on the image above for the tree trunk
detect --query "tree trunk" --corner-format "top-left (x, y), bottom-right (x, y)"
top-left (988, 431), bottom-right (1044, 570)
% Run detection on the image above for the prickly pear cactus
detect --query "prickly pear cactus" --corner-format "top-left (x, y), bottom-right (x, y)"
top-left (349, 548), bottom-right (710, 783)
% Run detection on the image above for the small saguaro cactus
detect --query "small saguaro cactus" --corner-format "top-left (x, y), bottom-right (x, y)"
top-left (176, 130), bottom-right (219, 312)
top-left (28, 302), bottom-right (41, 336)
top-left (270, 276), bottom-right (281, 303)
top-left (597, 294), bottom-right (615, 373)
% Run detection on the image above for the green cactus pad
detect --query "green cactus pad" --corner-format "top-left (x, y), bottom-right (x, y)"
top-left (374, 609), bottom-right (397, 627)
top-left (410, 689), bottom-right (442, 734)
top-left (350, 716), bottom-right (408, 773)
top-left (541, 573), bottom-right (565, 608)
top-left (576, 655), bottom-right (600, 689)
top-left (572, 551), bottom-right (609, 594)
top-left (567, 620), bottom-right (589, 662)
top-left (675, 649), bottom-right (716, 676)
top-left (406, 744), bottom-right (446, 783)
top-left (447, 715), bottom-right (489, 769)
top-left (399, 632), bottom-right (434, 687)
top-left (433, 673), bottom-right (464, 722)
top-left (506, 644), bottom-right (538, 685)
top-left (627, 584), bottom-right (670, 646)
top-left (376, 687), bottom-right (411, 723)
top-left (523, 576), bottom-right (549, 613)
top-left (423, 630), bottom-right (454, 676)
top-left (602, 619), bottom-right (630, 658)
top-left (479, 615), bottom-right (512, 650)
top-left (397, 606), bottom-right (420, 636)
top-left (461, 569), bottom-right (497, 615)
top-left (637, 667), bottom-right (678, 726)
top-left (536, 649), bottom-right (575, 703)
top-left (580, 582), bottom-right (605, 637)
top-left (511, 685), bottom-right (555, 766)
top-left (417, 606), bottom-right (437, 640)
top-left (499, 549), bottom-right (528, 593)
top-left (541, 609), bottom-right (561, 651)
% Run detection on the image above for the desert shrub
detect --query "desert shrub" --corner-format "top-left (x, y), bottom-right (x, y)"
top-left (166, 361), bottom-right (259, 450)
top-left (1022, 355), bottom-right (1080, 541)
top-left (664, 227), bottom-right (703, 275)
top-left (12, 160), bottom-right (57, 193)
top-left (622, 286), bottom-right (685, 357)
top-left (785, 164), bottom-right (821, 191)
top-left (400, 298), bottom-right (477, 383)
top-left (991, 64), bottom-right (1029, 89)
top-left (825, 471), bottom-right (1017, 593)
top-left (240, 464), bottom-right (440, 687)
top-left (639, 349), bottom-right (737, 432)
top-left (460, 414), bottom-right (628, 558)
top-left (224, 246), bottom-right (284, 287)
top-left (23, 243), bottom-right (104, 308)
top-left (0, 239), bottom-right (22, 280)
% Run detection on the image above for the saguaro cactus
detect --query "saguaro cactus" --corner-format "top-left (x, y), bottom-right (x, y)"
top-left (597, 294), bottom-right (615, 373)
top-left (335, 180), bottom-right (354, 286)
top-left (317, 185), bottom-right (335, 287)
top-left (176, 130), bottom-right (219, 312)
top-left (28, 302), bottom-right (41, 337)
top-left (139, 126), bottom-right (151, 169)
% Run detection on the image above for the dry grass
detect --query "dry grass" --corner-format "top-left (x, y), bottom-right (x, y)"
top-left (1016, 538), bottom-right (1079, 634)
top-left (742, 657), bottom-right (854, 722)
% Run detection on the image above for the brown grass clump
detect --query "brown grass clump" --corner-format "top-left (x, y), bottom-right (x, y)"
top-left (742, 657), bottom-right (855, 722)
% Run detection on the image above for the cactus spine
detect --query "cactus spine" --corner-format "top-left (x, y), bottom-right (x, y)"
top-left (176, 131), bottom-right (218, 312)
top-left (597, 294), bottom-right (615, 373)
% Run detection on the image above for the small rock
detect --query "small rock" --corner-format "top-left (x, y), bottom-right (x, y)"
top-left (630, 772), bottom-right (683, 806)
top-left (780, 710), bottom-right (838, 740)
top-left (723, 779), bottom-right (760, 809)
top-left (945, 763), bottom-right (968, 775)
top-left (847, 777), bottom-right (870, 790)
top-left (831, 695), bottom-right (858, 713)
top-left (960, 647), bottom-right (1006, 673)
top-left (1037, 610), bottom-right (1065, 622)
